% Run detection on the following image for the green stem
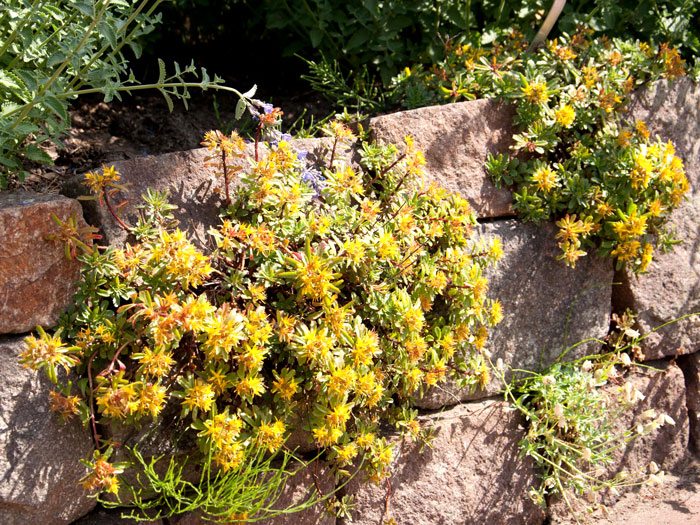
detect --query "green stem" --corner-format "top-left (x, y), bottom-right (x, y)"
top-left (528, 449), bottom-right (580, 480)
top-left (0, 0), bottom-right (42, 59)
top-left (8, 0), bottom-right (111, 132)
top-left (556, 476), bottom-right (581, 525)
top-left (465, 0), bottom-right (472, 40)
top-left (495, 0), bottom-right (506, 25)
top-left (0, 81), bottom-right (244, 115)
top-left (6, 12), bottom-right (79, 71)
top-left (67, 0), bottom-right (165, 92)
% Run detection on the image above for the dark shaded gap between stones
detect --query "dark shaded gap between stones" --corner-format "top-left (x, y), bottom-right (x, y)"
top-left (476, 213), bottom-right (517, 224)
top-left (676, 354), bottom-right (699, 454)
top-left (610, 266), bottom-right (634, 320)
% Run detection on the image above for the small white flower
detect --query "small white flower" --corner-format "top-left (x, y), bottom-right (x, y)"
top-left (619, 353), bottom-right (632, 366)
top-left (649, 461), bottom-right (659, 474)
top-left (614, 470), bottom-right (628, 482)
top-left (645, 420), bottom-right (661, 432)
top-left (641, 409), bottom-right (657, 422)
top-left (637, 424), bottom-right (645, 435)
top-left (659, 414), bottom-right (676, 426)
top-left (582, 447), bottom-right (592, 462)
top-left (648, 471), bottom-right (665, 486)
top-left (582, 360), bottom-right (593, 373)
top-left (553, 404), bottom-right (564, 419)
top-left (542, 375), bottom-right (555, 386)
top-left (624, 327), bottom-right (640, 339)
top-left (622, 382), bottom-right (645, 404)
top-left (496, 358), bottom-right (504, 372)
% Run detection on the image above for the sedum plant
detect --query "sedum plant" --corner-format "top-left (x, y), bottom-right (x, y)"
top-left (20, 113), bottom-right (503, 517)
top-left (0, 0), bottom-right (256, 188)
top-left (398, 27), bottom-right (690, 273)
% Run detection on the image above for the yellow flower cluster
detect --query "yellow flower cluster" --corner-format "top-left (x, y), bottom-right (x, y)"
top-left (20, 327), bottom-right (79, 383)
top-left (29, 119), bottom-right (503, 490)
top-left (521, 78), bottom-right (550, 104)
top-left (151, 229), bottom-right (214, 288)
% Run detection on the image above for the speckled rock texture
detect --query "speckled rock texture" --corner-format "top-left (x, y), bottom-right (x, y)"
top-left (0, 336), bottom-right (95, 524)
top-left (369, 97), bottom-right (516, 218)
top-left (343, 400), bottom-right (545, 525)
top-left (617, 78), bottom-right (700, 360)
top-left (0, 192), bottom-right (85, 334)
top-left (416, 219), bottom-right (613, 408)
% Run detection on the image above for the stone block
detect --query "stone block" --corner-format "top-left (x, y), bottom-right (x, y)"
top-left (617, 78), bottom-right (700, 360)
top-left (343, 400), bottom-right (545, 525)
top-left (62, 147), bottom-right (234, 250)
top-left (416, 219), bottom-right (613, 408)
top-left (0, 192), bottom-right (85, 334)
top-left (369, 98), bottom-right (516, 218)
top-left (63, 138), bottom-right (344, 251)
top-left (0, 336), bottom-right (95, 524)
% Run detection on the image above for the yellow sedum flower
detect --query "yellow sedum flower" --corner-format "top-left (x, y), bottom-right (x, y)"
top-left (554, 104), bottom-right (575, 127)
top-left (182, 379), bottom-right (216, 413)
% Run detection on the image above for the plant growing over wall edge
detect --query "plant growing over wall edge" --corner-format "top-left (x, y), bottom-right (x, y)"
top-left (19, 106), bottom-right (504, 519)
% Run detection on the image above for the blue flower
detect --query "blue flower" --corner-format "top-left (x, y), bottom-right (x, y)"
top-left (301, 168), bottom-right (325, 198)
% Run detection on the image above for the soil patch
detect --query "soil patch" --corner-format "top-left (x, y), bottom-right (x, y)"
top-left (8, 88), bottom-right (334, 194)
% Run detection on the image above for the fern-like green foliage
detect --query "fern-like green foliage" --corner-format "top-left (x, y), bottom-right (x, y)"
top-left (0, 0), bottom-right (255, 188)
top-left (104, 444), bottom-right (325, 522)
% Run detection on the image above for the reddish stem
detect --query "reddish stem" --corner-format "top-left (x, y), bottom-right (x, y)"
top-left (105, 341), bottom-right (130, 376)
top-left (255, 124), bottom-right (262, 162)
top-left (329, 136), bottom-right (338, 170)
top-left (103, 192), bottom-right (130, 231)
top-left (368, 154), bottom-right (406, 188)
top-left (389, 171), bottom-right (408, 199)
top-left (222, 148), bottom-right (231, 207)
top-left (395, 242), bottom-right (425, 269)
top-left (384, 478), bottom-right (392, 516)
top-left (86, 348), bottom-right (101, 450)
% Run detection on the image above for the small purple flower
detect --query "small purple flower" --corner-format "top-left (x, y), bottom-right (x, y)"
top-left (297, 150), bottom-right (308, 160)
top-left (281, 133), bottom-right (292, 142)
top-left (301, 168), bottom-right (325, 198)
top-left (263, 103), bottom-right (274, 114)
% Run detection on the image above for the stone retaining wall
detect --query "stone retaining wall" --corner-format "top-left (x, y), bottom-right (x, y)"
top-left (1, 79), bottom-right (698, 525)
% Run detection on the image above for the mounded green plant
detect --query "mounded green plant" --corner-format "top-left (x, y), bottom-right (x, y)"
top-left (398, 28), bottom-right (690, 273)
top-left (294, 1), bottom-right (699, 114)
top-left (498, 310), bottom-right (682, 522)
top-left (20, 107), bottom-right (503, 517)
top-left (0, 0), bottom-right (256, 189)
